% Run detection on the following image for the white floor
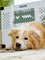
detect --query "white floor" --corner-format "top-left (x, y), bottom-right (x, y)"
top-left (0, 49), bottom-right (45, 60)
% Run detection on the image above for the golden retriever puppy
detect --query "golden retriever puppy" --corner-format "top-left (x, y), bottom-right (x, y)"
top-left (7, 24), bottom-right (27, 49)
top-left (8, 21), bottom-right (45, 50)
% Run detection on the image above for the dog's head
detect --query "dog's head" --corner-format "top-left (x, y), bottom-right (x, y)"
top-left (8, 25), bottom-right (41, 50)
top-left (14, 28), bottom-right (40, 50)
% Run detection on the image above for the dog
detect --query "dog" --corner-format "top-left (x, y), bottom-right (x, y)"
top-left (8, 21), bottom-right (45, 50)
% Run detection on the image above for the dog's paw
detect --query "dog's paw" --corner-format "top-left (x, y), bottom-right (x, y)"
top-left (5, 47), bottom-right (13, 50)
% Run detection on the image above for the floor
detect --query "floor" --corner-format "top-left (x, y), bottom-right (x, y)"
top-left (0, 49), bottom-right (45, 60)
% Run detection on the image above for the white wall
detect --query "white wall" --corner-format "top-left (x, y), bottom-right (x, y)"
top-left (14, 0), bottom-right (41, 5)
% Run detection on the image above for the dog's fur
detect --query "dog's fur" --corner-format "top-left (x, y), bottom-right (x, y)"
top-left (8, 21), bottom-right (45, 50)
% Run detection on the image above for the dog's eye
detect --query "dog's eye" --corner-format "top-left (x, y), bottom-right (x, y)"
top-left (16, 36), bottom-right (19, 39)
top-left (24, 37), bottom-right (28, 40)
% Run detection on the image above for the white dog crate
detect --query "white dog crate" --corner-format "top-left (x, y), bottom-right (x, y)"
top-left (1, 0), bottom-right (45, 47)
top-left (1, 5), bottom-right (14, 47)
top-left (13, 0), bottom-right (45, 27)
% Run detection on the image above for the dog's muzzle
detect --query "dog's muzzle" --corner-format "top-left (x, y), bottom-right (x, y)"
top-left (15, 42), bottom-right (21, 50)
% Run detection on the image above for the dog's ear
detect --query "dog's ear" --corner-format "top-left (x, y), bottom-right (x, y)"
top-left (30, 30), bottom-right (40, 41)
top-left (29, 30), bottom-right (41, 48)
top-left (30, 30), bottom-right (45, 48)
top-left (8, 29), bottom-right (19, 37)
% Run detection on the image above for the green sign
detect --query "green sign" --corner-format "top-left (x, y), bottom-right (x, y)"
top-left (14, 8), bottom-right (35, 24)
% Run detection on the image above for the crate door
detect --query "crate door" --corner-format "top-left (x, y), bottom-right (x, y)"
top-left (1, 5), bottom-right (14, 47)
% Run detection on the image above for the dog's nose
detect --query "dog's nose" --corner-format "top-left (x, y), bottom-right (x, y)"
top-left (16, 42), bottom-right (21, 48)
